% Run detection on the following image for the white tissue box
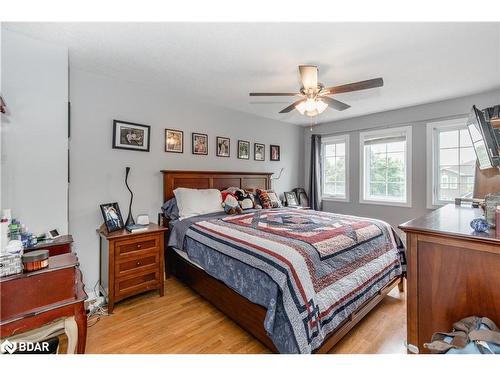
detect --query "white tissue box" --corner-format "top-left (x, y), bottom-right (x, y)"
top-left (0, 254), bottom-right (23, 277)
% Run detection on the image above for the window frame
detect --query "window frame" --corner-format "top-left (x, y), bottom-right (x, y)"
top-left (359, 125), bottom-right (412, 207)
top-left (321, 134), bottom-right (350, 202)
top-left (426, 117), bottom-right (472, 208)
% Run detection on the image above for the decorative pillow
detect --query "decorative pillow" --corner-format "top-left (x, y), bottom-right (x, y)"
top-left (173, 188), bottom-right (223, 220)
top-left (256, 189), bottom-right (282, 209)
top-left (221, 192), bottom-right (242, 215)
top-left (161, 198), bottom-right (180, 221)
top-left (268, 191), bottom-right (282, 208)
top-left (234, 190), bottom-right (255, 210)
top-left (256, 189), bottom-right (272, 209)
top-left (252, 192), bottom-right (263, 209)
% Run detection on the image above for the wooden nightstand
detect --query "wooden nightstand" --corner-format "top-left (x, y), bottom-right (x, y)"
top-left (97, 223), bottom-right (168, 313)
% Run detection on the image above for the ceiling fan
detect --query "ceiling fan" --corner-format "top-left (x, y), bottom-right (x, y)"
top-left (249, 65), bottom-right (383, 117)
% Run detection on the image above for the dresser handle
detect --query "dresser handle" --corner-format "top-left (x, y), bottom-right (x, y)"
top-left (136, 244), bottom-right (141, 249)
top-left (136, 261), bottom-right (141, 266)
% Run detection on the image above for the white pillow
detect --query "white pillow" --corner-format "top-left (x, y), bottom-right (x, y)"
top-left (173, 188), bottom-right (223, 220)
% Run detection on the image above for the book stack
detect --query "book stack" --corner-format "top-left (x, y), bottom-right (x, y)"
top-left (125, 224), bottom-right (148, 233)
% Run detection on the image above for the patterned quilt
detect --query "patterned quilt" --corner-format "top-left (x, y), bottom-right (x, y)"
top-left (185, 209), bottom-right (404, 353)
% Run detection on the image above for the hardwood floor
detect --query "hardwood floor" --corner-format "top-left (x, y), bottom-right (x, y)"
top-left (84, 277), bottom-right (407, 354)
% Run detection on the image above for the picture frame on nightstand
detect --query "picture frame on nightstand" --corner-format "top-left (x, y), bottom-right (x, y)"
top-left (284, 191), bottom-right (299, 206)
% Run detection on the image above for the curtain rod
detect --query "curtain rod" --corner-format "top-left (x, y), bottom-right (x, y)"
top-left (312, 112), bottom-right (469, 138)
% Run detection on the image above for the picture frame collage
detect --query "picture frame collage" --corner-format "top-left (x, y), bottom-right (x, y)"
top-left (112, 119), bottom-right (280, 161)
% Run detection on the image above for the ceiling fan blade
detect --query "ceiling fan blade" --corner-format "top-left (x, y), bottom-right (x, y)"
top-left (249, 92), bottom-right (299, 96)
top-left (322, 77), bottom-right (384, 95)
top-left (279, 98), bottom-right (306, 113)
top-left (319, 96), bottom-right (351, 111)
top-left (299, 65), bottom-right (318, 90)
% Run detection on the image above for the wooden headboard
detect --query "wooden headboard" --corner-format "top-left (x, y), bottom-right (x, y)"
top-left (161, 170), bottom-right (273, 202)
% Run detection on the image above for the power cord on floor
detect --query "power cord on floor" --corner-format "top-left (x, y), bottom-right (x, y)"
top-left (87, 280), bottom-right (109, 328)
top-left (87, 304), bottom-right (108, 328)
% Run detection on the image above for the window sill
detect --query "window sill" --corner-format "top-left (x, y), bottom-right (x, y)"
top-left (322, 196), bottom-right (350, 203)
top-left (359, 198), bottom-right (411, 208)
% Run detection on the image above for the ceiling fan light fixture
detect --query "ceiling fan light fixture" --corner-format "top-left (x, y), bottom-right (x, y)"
top-left (305, 109), bottom-right (319, 117)
top-left (295, 101), bottom-right (306, 115)
top-left (316, 99), bottom-right (328, 114)
top-left (295, 98), bottom-right (328, 117)
top-left (304, 98), bottom-right (316, 112)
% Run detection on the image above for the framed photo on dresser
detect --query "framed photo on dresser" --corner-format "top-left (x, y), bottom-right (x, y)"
top-left (192, 133), bottom-right (208, 155)
top-left (216, 136), bottom-right (230, 157)
top-left (99, 202), bottom-right (124, 232)
top-left (165, 129), bottom-right (184, 153)
top-left (112, 120), bottom-right (151, 152)
top-left (237, 140), bottom-right (250, 159)
top-left (254, 143), bottom-right (265, 161)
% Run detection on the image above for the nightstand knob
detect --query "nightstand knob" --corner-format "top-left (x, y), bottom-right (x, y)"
top-left (136, 244), bottom-right (141, 249)
top-left (136, 261), bottom-right (141, 266)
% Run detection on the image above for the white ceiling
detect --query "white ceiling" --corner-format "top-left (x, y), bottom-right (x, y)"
top-left (4, 22), bottom-right (500, 126)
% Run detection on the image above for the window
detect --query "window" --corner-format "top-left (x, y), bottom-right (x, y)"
top-left (321, 134), bottom-right (349, 201)
top-left (427, 118), bottom-right (475, 207)
top-left (360, 126), bottom-right (412, 207)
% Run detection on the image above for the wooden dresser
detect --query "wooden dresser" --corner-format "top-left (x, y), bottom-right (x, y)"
top-left (0, 253), bottom-right (87, 353)
top-left (399, 204), bottom-right (500, 354)
top-left (98, 224), bottom-right (168, 313)
top-left (24, 235), bottom-right (74, 256)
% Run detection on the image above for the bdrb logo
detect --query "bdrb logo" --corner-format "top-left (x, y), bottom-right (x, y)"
top-left (1, 339), bottom-right (50, 354)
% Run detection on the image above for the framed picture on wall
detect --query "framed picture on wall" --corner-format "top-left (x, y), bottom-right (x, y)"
top-left (270, 144), bottom-right (280, 161)
top-left (216, 136), bottom-right (230, 157)
top-left (192, 133), bottom-right (208, 155)
top-left (112, 120), bottom-right (151, 152)
top-left (165, 129), bottom-right (184, 153)
top-left (237, 140), bottom-right (250, 160)
top-left (99, 202), bottom-right (125, 233)
top-left (254, 143), bottom-right (265, 161)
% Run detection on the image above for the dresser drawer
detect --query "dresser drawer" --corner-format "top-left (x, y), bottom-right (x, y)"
top-left (115, 269), bottom-right (159, 298)
top-left (115, 235), bottom-right (159, 257)
top-left (115, 251), bottom-right (159, 277)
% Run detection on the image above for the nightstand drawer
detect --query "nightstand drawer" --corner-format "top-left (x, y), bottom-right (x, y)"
top-left (115, 236), bottom-right (158, 257)
top-left (116, 252), bottom-right (159, 276)
top-left (115, 269), bottom-right (159, 298)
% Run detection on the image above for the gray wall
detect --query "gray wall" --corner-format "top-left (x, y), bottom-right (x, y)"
top-left (1, 28), bottom-right (68, 234)
top-left (69, 68), bottom-right (303, 295)
top-left (304, 89), bottom-right (500, 231)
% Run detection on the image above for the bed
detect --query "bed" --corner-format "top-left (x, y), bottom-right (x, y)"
top-left (160, 170), bottom-right (405, 354)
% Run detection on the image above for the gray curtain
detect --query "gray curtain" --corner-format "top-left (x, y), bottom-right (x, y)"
top-left (309, 134), bottom-right (322, 211)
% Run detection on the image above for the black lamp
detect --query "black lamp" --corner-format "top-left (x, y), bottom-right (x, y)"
top-left (125, 167), bottom-right (135, 226)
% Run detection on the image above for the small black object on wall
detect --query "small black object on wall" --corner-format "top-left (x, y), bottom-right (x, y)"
top-left (125, 167), bottom-right (135, 226)
top-left (0, 95), bottom-right (7, 114)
